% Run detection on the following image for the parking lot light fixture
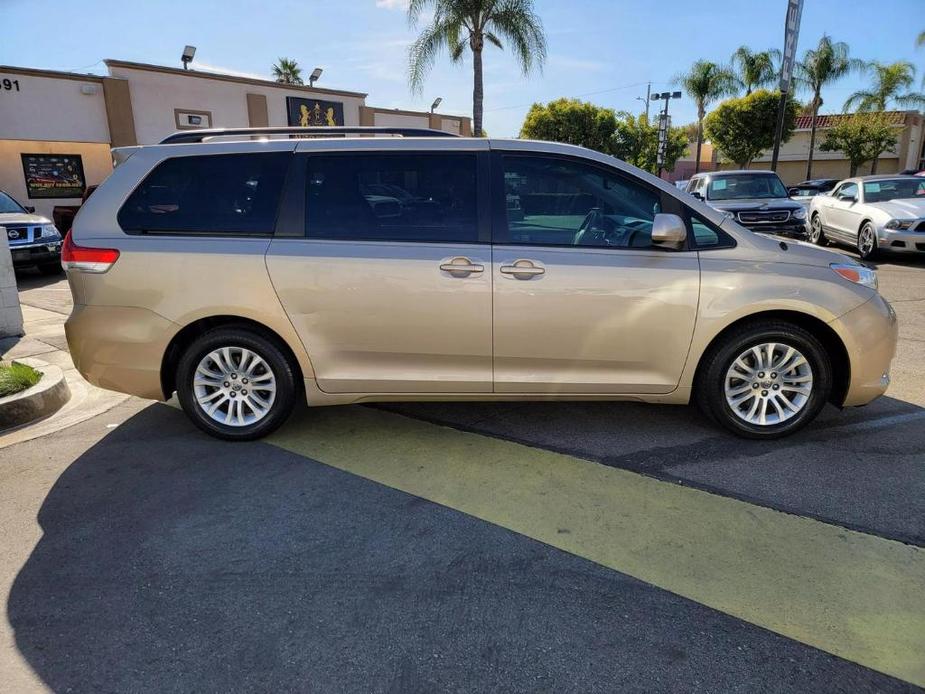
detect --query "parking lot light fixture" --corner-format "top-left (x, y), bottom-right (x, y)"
top-left (181, 45), bottom-right (196, 70)
top-left (430, 97), bottom-right (443, 113)
top-left (309, 68), bottom-right (323, 87)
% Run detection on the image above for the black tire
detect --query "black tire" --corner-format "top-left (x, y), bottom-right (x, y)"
top-left (176, 327), bottom-right (297, 441)
top-left (694, 321), bottom-right (832, 439)
top-left (808, 213), bottom-right (826, 246)
top-left (857, 222), bottom-right (879, 260)
top-left (38, 262), bottom-right (63, 275)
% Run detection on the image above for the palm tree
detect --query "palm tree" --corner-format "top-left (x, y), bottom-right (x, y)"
top-left (731, 46), bottom-right (781, 95)
top-left (408, 0), bottom-right (546, 137)
top-left (272, 58), bottom-right (303, 85)
top-left (794, 35), bottom-right (860, 180)
top-left (675, 60), bottom-right (737, 173)
top-left (844, 60), bottom-right (925, 112)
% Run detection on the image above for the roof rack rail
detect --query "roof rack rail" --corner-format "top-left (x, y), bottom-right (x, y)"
top-left (160, 126), bottom-right (460, 145)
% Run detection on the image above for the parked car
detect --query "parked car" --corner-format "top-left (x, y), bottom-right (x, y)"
top-left (685, 170), bottom-right (808, 237)
top-left (63, 126), bottom-right (897, 441)
top-left (808, 175), bottom-right (925, 259)
top-left (674, 179), bottom-right (689, 191)
top-left (788, 178), bottom-right (841, 209)
top-left (0, 189), bottom-right (63, 274)
top-left (52, 185), bottom-right (98, 234)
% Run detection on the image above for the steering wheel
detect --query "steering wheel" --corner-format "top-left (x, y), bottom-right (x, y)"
top-left (573, 208), bottom-right (605, 246)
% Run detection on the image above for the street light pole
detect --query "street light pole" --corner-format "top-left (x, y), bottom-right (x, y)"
top-left (652, 91), bottom-right (681, 178)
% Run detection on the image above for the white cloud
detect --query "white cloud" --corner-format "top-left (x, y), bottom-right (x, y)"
top-left (375, 0), bottom-right (409, 9)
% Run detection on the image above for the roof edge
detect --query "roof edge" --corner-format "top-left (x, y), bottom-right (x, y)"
top-left (103, 59), bottom-right (368, 98)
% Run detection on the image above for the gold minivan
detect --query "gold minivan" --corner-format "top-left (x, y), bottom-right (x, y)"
top-left (63, 127), bottom-right (897, 440)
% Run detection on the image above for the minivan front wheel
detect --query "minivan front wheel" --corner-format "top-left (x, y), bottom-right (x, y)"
top-left (176, 328), bottom-right (297, 440)
top-left (695, 322), bottom-right (831, 438)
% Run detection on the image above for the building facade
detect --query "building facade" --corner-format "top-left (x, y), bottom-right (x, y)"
top-left (0, 60), bottom-right (471, 219)
top-left (714, 111), bottom-right (924, 185)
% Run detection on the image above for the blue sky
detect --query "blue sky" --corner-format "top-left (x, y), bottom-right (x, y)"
top-left (2, 0), bottom-right (923, 136)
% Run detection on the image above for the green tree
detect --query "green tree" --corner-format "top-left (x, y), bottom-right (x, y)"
top-left (820, 113), bottom-right (899, 176)
top-left (408, 0), bottom-right (547, 137)
top-left (272, 58), bottom-right (303, 85)
top-left (610, 112), bottom-right (688, 174)
top-left (843, 60), bottom-right (925, 112)
top-left (675, 60), bottom-right (737, 173)
top-left (703, 90), bottom-right (798, 168)
top-left (731, 46), bottom-right (781, 95)
top-left (519, 98), bottom-right (617, 153)
top-left (794, 35), bottom-right (861, 180)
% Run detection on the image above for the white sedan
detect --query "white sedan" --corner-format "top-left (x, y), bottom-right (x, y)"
top-left (807, 175), bottom-right (925, 260)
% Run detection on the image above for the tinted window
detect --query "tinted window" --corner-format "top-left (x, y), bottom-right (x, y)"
top-left (690, 214), bottom-right (720, 248)
top-left (305, 153), bottom-right (478, 242)
top-left (119, 152), bottom-right (290, 234)
top-left (502, 155), bottom-right (661, 248)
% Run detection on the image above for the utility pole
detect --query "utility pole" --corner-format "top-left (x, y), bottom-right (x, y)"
top-left (652, 91), bottom-right (681, 178)
top-left (771, 0), bottom-right (803, 172)
top-left (637, 82), bottom-right (651, 121)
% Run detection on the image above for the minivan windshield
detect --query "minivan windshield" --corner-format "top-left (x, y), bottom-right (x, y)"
top-left (707, 174), bottom-right (788, 201)
top-left (0, 191), bottom-right (26, 214)
top-left (863, 178), bottom-right (925, 203)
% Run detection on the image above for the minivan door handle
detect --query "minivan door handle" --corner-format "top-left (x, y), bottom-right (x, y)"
top-left (500, 260), bottom-right (545, 279)
top-left (439, 257), bottom-right (485, 277)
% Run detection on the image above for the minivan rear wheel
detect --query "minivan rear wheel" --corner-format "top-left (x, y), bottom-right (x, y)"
top-left (695, 322), bottom-right (831, 438)
top-left (176, 327), bottom-right (297, 441)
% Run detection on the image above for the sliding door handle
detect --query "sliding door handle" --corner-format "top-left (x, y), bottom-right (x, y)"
top-left (500, 260), bottom-right (545, 279)
top-left (440, 257), bottom-right (485, 277)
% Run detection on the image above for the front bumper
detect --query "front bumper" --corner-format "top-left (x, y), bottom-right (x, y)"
top-left (875, 228), bottom-right (925, 254)
top-left (9, 240), bottom-right (62, 267)
top-left (829, 292), bottom-right (898, 407)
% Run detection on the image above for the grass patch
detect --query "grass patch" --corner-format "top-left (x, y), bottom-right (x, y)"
top-left (0, 362), bottom-right (42, 397)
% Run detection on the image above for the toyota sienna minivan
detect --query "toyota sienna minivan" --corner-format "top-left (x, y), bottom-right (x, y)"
top-left (63, 126), bottom-right (897, 440)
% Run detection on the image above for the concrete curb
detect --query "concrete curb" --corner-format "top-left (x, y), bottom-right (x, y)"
top-left (0, 361), bottom-right (71, 431)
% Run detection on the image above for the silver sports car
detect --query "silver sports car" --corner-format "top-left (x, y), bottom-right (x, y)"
top-left (808, 175), bottom-right (925, 260)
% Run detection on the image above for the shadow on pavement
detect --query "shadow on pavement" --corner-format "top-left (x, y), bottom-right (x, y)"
top-left (8, 402), bottom-right (917, 693)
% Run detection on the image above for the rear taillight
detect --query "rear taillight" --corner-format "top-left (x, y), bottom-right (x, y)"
top-left (61, 232), bottom-right (120, 273)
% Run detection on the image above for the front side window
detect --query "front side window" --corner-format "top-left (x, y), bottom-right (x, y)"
top-left (305, 153), bottom-right (478, 243)
top-left (835, 182), bottom-right (858, 201)
top-left (501, 155), bottom-right (661, 248)
top-left (0, 191), bottom-right (25, 214)
top-left (118, 152), bottom-right (290, 234)
top-left (706, 174), bottom-right (788, 200)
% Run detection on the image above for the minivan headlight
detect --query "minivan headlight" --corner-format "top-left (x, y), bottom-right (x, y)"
top-left (39, 224), bottom-right (61, 240)
top-left (884, 219), bottom-right (914, 230)
top-left (830, 262), bottom-right (877, 290)
top-left (792, 207), bottom-right (807, 220)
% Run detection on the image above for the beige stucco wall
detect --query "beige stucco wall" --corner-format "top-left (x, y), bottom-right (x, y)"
top-left (0, 69), bottom-right (110, 143)
top-left (0, 140), bottom-right (113, 220)
top-left (108, 64), bottom-right (366, 144)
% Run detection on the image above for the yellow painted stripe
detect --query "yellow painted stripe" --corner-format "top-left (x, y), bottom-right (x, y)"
top-left (269, 406), bottom-right (925, 686)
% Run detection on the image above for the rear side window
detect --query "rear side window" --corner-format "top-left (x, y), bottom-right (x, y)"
top-left (118, 152), bottom-right (290, 234)
top-left (305, 153), bottom-right (478, 243)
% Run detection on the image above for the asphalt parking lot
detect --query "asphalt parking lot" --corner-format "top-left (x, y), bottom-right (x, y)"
top-left (2, 246), bottom-right (924, 693)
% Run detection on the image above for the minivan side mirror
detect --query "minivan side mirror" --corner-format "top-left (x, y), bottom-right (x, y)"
top-left (25, 206), bottom-right (35, 213)
top-left (837, 193), bottom-right (857, 203)
top-left (690, 191), bottom-right (703, 201)
top-left (651, 213), bottom-right (687, 250)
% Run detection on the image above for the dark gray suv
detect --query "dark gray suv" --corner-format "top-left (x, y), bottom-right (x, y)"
top-left (685, 170), bottom-right (807, 238)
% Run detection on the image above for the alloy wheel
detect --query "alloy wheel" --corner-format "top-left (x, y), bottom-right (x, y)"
top-left (859, 225), bottom-right (876, 258)
top-left (724, 342), bottom-right (813, 426)
top-left (193, 346), bottom-right (277, 427)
